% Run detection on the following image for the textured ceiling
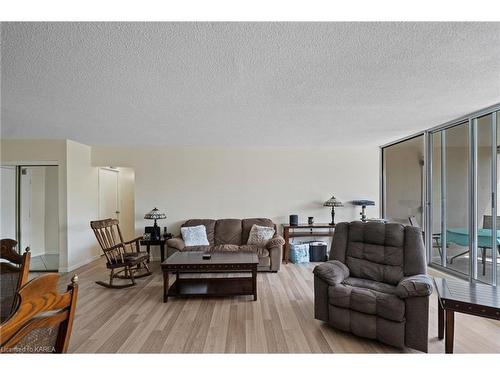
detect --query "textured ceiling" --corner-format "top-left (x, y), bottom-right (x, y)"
top-left (1, 22), bottom-right (500, 147)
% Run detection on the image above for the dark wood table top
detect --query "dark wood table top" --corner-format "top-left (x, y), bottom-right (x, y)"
top-left (282, 223), bottom-right (335, 229)
top-left (434, 277), bottom-right (500, 309)
top-left (161, 251), bottom-right (258, 266)
top-left (140, 237), bottom-right (170, 245)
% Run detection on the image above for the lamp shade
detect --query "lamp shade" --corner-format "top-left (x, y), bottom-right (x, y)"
top-left (144, 207), bottom-right (166, 220)
top-left (352, 200), bottom-right (375, 207)
top-left (324, 196), bottom-right (343, 207)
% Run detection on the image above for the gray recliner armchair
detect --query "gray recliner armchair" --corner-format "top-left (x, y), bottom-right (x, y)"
top-left (313, 221), bottom-right (433, 352)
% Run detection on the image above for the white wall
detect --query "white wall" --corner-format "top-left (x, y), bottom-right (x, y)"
top-left (2, 139), bottom-right (379, 267)
top-left (92, 146), bottom-right (380, 256)
top-left (66, 140), bottom-right (100, 271)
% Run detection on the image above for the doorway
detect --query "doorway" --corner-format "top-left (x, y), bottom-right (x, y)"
top-left (0, 165), bottom-right (60, 272)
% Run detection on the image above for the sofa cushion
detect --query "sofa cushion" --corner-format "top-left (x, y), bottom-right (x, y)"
top-left (247, 224), bottom-right (275, 246)
top-left (214, 219), bottom-right (242, 245)
top-left (328, 284), bottom-right (405, 322)
top-left (239, 245), bottom-right (270, 258)
top-left (182, 245), bottom-right (212, 252)
top-left (183, 219), bottom-right (216, 245)
top-left (242, 218), bottom-right (274, 244)
top-left (212, 244), bottom-right (240, 252)
top-left (346, 221), bottom-right (405, 285)
top-left (181, 225), bottom-right (209, 246)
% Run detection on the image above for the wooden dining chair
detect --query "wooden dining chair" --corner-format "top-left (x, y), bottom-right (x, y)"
top-left (90, 218), bottom-right (151, 288)
top-left (0, 273), bottom-right (78, 353)
top-left (0, 239), bottom-right (31, 323)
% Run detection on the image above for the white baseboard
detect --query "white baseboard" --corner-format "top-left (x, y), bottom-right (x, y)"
top-left (60, 254), bottom-right (101, 273)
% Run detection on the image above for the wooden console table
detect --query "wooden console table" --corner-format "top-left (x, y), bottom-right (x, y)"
top-left (282, 223), bottom-right (335, 263)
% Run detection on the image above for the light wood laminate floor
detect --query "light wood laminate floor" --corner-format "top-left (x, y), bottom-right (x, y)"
top-left (55, 258), bottom-right (500, 353)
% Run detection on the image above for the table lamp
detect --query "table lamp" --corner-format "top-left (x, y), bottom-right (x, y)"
top-left (323, 196), bottom-right (343, 225)
top-left (144, 207), bottom-right (166, 240)
top-left (352, 200), bottom-right (375, 222)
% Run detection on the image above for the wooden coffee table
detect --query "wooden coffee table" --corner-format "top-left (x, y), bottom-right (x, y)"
top-left (434, 277), bottom-right (500, 353)
top-left (161, 252), bottom-right (258, 303)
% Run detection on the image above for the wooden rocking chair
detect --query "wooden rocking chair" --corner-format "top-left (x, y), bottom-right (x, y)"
top-left (0, 239), bottom-right (31, 323)
top-left (91, 218), bottom-right (151, 289)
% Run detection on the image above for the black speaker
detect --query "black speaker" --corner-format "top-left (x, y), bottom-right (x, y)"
top-left (289, 214), bottom-right (298, 226)
top-left (145, 226), bottom-right (161, 240)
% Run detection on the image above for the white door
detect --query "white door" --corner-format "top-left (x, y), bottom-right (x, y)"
top-left (0, 166), bottom-right (17, 239)
top-left (99, 168), bottom-right (119, 220)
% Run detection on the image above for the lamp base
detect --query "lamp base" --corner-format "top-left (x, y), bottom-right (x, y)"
top-left (360, 206), bottom-right (367, 222)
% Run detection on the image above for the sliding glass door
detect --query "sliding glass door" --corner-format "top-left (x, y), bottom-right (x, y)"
top-left (383, 104), bottom-right (500, 286)
top-left (427, 111), bottom-right (499, 286)
top-left (430, 122), bottom-right (470, 277)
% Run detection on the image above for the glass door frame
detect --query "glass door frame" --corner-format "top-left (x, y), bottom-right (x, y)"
top-left (382, 102), bottom-right (500, 286)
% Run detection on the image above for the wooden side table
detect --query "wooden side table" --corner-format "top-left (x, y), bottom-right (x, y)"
top-left (434, 277), bottom-right (500, 353)
top-left (140, 235), bottom-right (171, 262)
top-left (282, 223), bottom-right (335, 263)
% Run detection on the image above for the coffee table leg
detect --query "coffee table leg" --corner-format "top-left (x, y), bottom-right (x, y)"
top-left (252, 265), bottom-right (257, 301)
top-left (163, 270), bottom-right (169, 303)
top-left (160, 243), bottom-right (165, 263)
top-left (445, 310), bottom-right (455, 354)
top-left (438, 300), bottom-right (444, 340)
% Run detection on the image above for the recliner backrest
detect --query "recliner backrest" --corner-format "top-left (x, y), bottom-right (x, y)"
top-left (330, 221), bottom-right (426, 285)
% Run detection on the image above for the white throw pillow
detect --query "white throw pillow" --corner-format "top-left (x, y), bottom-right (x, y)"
top-left (247, 224), bottom-right (275, 246)
top-left (181, 225), bottom-right (210, 246)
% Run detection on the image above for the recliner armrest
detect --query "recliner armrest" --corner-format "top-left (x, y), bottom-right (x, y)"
top-left (396, 274), bottom-right (433, 298)
top-left (313, 260), bottom-right (349, 285)
top-left (266, 234), bottom-right (285, 249)
top-left (166, 237), bottom-right (185, 251)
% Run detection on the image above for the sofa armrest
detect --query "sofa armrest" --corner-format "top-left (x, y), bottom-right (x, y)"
top-left (166, 237), bottom-right (185, 251)
top-left (396, 274), bottom-right (433, 298)
top-left (266, 234), bottom-right (285, 249)
top-left (313, 260), bottom-right (349, 286)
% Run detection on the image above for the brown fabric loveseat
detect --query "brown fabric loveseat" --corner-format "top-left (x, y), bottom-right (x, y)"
top-left (313, 221), bottom-right (433, 352)
top-left (166, 218), bottom-right (284, 272)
